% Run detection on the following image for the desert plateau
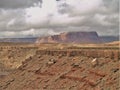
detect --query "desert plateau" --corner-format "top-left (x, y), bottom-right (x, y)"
top-left (0, 39), bottom-right (119, 90)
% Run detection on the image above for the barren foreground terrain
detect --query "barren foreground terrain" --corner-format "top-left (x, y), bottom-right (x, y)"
top-left (0, 42), bottom-right (120, 90)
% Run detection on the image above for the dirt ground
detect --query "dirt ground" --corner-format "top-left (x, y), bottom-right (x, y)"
top-left (0, 42), bottom-right (119, 90)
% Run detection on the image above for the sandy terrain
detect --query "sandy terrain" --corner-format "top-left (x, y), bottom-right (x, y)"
top-left (0, 42), bottom-right (119, 90)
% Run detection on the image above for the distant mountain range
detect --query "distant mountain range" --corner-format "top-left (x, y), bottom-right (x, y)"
top-left (0, 32), bottom-right (119, 43)
top-left (100, 36), bottom-right (119, 43)
top-left (0, 38), bottom-right (37, 43)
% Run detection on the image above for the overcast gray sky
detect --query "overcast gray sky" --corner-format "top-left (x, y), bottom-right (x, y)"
top-left (0, 0), bottom-right (119, 38)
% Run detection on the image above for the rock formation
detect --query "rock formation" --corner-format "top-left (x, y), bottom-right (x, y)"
top-left (36, 31), bottom-right (102, 44)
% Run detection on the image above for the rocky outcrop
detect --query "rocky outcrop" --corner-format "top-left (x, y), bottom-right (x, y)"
top-left (36, 31), bottom-right (102, 44)
top-left (0, 46), bottom-right (38, 70)
top-left (0, 48), bottom-right (119, 90)
top-left (36, 49), bottom-right (120, 60)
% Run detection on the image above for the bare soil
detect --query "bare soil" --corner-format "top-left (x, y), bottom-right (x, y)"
top-left (0, 42), bottom-right (119, 90)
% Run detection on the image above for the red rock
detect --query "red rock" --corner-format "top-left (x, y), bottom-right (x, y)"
top-left (36, 31), bottom-right (102, 44)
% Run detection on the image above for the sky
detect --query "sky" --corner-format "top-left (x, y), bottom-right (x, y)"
top-left (0, 0), bottom-right (119, 38)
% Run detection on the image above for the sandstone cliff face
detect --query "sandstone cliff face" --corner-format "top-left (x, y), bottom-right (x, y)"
top-left (36, 31), bottom-right (102, 44)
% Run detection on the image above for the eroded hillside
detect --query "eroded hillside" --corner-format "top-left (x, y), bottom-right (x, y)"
top-left (0, 43), bottom-right (38, 78)
top-left (0, 44), bottom-right (119, 90)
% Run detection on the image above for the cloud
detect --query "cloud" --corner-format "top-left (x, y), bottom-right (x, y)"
top-left (0, 28), bottom-right (59, 38)
top-left (0, 0), bottom-right (119, 38)
top-left (0, 0), bottom-right (42, 9)
top-left (66, 0), bottom-right (105, 15)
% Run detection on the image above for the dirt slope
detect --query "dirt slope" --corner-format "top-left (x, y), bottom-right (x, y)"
top-left (0, 48), bottom-right (119, 90)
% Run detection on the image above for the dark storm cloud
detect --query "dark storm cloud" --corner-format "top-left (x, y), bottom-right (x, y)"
top-left (0, 0), bottom-right (42, 9)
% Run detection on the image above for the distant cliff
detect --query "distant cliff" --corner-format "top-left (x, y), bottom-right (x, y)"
top-left (0, 38), bottom-right (37, 43)
top-left (36, 31), bottom-right (102, 44)
top-left (100, 36), bottom-right (119, 43)
top-left (0, 32), bottom-right (118, 43)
